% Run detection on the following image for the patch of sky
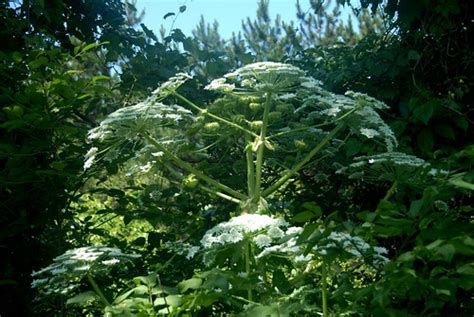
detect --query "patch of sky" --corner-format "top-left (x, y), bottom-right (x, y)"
top-left (136, 0), bottom-right (357, 40)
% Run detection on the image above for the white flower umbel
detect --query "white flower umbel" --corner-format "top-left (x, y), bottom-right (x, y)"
top-left (256, 227), bottom-right (389, 267)
top-left (205, 78), bottom-right (235, 92)
top-left (313, 231), bottom-right (389, 264)
top-left (85, 99), bottom-right (194, 170)
top-left (337, 152), bottom-right (429, 184)
top-left (83, 147), bottom-right (98, 170)
top-left (297, 87), bottom-right (397, 151)
top-left (201, 214), bottom-right (288, 249)
top-left (253, 234), bottom-right (273, 248)
top-left (164, 241), bottom-right (200, 260)
top-left (87, 100), bottom-right (192, 143)
top-left (152, 72), bottom-right (192, 98)
top-left (31, 246), bottom-right (140, 296)
top-left (209, 62), bottom-right (307, 94)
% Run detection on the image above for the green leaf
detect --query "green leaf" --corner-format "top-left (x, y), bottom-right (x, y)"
top-left (302, 202), bottom-right (322, 214)
top-left (436, 244), bottom-right (456, 262)
top-left (417, 129), bottom-right (434, 153)
top-left (178, 278), bottom-right (202, 292)
top-left (407, 49), bottom-right (421, 61)
top-left (112, 289), bottom-right (135, 305)
top-left (132, 236), bottom-right (146, 246)
top-left (179, 5), bottom-right (187, 13)
top-left (436, 124), bottom-right (455, 140)
top-left (413, 100), bottom-right (435, 124)
top-left (293, 210), bottom-right (317, 222)
top-left (398, 251), bottom-right (415, 262)
top-left (66, 291), bottom-right (98, 305)
top-left (408, 200), bottom-right (423, 217)
top-left (296, 223), bottom-right (318, 244)
top-left (449, 176), bottom-right (474, 190)
top-left (154, 294), bottom-right (182, 307)
top-left (92, 75), bottom-right (110, 84)
top-left (133, 274), bottom-right (157, 287)
top-left (272, 270), bottom-right (291, 294)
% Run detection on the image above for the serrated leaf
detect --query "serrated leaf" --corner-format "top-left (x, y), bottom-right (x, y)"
top-left (154, 294), bottom-right (182, 307)
top-left (112, 289), bottom-right (135, 305)
top-left (178, 278), bottom-right (202, 292)
top-left (66, 291), bottom-right (97, 305)
top-left (293, 210), bottom-right (317, 223)
top-left (296, 223), bottom-right (319, 244)
top-left (413, 101), bottom-right (435, 124)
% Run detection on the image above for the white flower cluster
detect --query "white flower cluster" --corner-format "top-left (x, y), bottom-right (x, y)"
top-left (88, 101), bottom-right (192, 142)
top-left (256, 227), bottom-right (389, 266)
top-left (164, 241), bottom-right (200, 260)
top-left (255, 226), bottom-right (304, 260)
top-left (298, 89), bottom-right (397, 151)
top-left (206, 62), bottom-right (307, 94)
top-left (85, 100), bottom-right (193, 170)
top-left (337, 152), bottom-right (428, 182)
top-left (31, 246), bottom-right (140, 296)
top-left (205, 78), bottom-right (235, 92)
top-left (200, 213), bottom-right (288, 249)
top-left (152, 72), bottom-right (192, 98)
top-left (83, 147), bottom-right (98, 170)
top-left (315, 232), bottom-right (389, 264)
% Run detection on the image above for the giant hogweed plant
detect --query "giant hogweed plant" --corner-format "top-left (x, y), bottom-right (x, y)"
top-left (34, 62), bottom-right (410, 315)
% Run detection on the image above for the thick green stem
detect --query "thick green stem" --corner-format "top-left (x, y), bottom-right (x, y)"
top-left (383, 180), bottom-right (398, 201)
top-left (245, 133), bottom-right (255, 197)
top-left (199, 185), bottom-right (242, 204)
top-left (164, 162), bottom-right (241, 204)
top-left (142, 133), bottom-right (247, 201)
top-left (262, 123), bottom-right (345, 197)
top-left (87, 274), bottom-right (110, 307)
top-left (253, 94), bottom-right (272, 203)
top-left (244, 239), bottom-right (253, 302)
top-left (321, 264), bottom-right (328, 317)
top-left (173, 92), bottom-right (258, 137)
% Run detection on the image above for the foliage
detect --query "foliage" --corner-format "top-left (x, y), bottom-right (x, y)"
top-left (2, 0), bottom-right (472, 316)
top-left (31, 61), bottom-right (412, 316)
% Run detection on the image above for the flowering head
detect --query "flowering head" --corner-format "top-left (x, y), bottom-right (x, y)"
top-left (31, 246), bottom-right (140, 296)
top-left (153, 72), bottom-right (192, 99)
top-left (207, 62), bottom-right (307, 95)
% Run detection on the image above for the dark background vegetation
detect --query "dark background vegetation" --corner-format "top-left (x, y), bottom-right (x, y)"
top-left (0, 0), bottom-right (472, 315)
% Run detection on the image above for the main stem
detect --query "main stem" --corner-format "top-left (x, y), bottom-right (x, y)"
top-left (383, 180), bottom-right (398, 201)
top-left (321, 264), bottom-right (328, 317)
top-left (245, 133), bottom-right (255, 197)
top-left (262, 123), bottom-right (345, 197)
top-left (244, 238), bottom-right (253, 302)
top-left (87, 274), bottom-right (110, 307)
top-left (253, 94), bottom-right (272, 203)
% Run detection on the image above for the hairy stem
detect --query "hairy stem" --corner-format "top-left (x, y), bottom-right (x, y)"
top-left (263, 123), bottom-right (345, 197)
top-left (199, 185), bottom-right (242, 204)
top-left (164, 162), bottom-right (241, 204)
top-left (383, 180), bottom-right (398, 201)
top-left (142, 133), bottom-right (247, 201)
top-left (244, 238), bottom-right (253, 301)
top-left (245, 133), bottom-right (255, 197)
top-left (321, 264), bottom-right (328, 317)
top-left (173, 92), bottom-right (258, 137)
top-left (253, 94), bottom-right (272, 203)
top-left (87, 274), bottom-right (110, 307)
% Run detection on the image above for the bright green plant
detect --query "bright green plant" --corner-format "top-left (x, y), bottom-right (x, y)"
top-left (64, 61), bottom-right (403, 315)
